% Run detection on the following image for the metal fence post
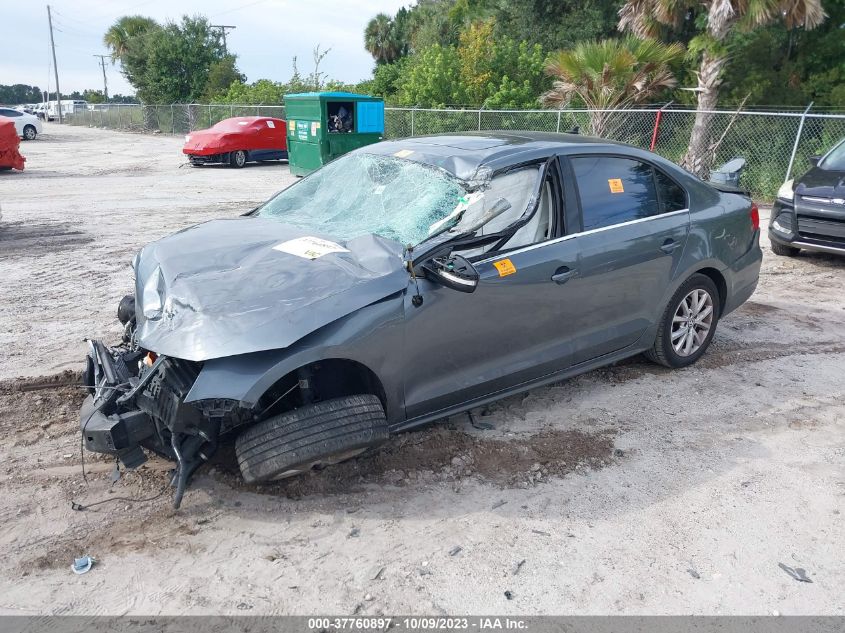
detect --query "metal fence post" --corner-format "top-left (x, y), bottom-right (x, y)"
top-left (556, 110), bottom-right (561, 133)
top-left (411, 109), bottom-right (415, 137)
top-left (786, 102), bottom-right (813, 181)
top-left (478, 109), bottom-right (482, 131)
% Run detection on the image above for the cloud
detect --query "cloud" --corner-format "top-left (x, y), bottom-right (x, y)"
top-left (2, 0), bottom-right (409, 97)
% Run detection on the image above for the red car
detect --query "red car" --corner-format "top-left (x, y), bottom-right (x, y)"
top-left (182, 116), bottom-right (287, 168)
top-left (0, 117), bottom-right (25, 171)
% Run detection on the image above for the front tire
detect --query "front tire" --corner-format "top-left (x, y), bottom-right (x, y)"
top-left (770, 240), bottom-right (800, 257)
top-left (229, 150), bottom-right (247, 168)
top-left (22, 125), bottom-right (37, 140)
top-left (646, 274), bottom-right (720, 368)
top-left (236, 394), bottom-right (389, 483)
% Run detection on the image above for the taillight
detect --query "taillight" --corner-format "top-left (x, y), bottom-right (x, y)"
top-left (750, 203), bottom-right (759, 231)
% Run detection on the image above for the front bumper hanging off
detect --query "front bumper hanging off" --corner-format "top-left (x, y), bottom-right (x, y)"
top-left (80, 339), bottom-right (221, 508)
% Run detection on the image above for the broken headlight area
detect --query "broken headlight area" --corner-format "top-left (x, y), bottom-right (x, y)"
top-left (80, 332), bottom-right (249, 509)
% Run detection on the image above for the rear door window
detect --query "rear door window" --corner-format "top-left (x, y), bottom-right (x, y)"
top-left (571, 156), bottom-right (659, 231)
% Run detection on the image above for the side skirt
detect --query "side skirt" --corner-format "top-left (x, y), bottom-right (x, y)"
top-left (390, 341), bottom-right (654, 434)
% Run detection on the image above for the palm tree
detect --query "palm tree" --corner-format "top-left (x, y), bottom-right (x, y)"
top-left (364, 13), bottom-right (400, 65)
top-left (103, 15), bottom-right (158, 62)
top-left (542, 37), bottom-right (684, 137)
top-left (618, 0), bottom-right (826, 175)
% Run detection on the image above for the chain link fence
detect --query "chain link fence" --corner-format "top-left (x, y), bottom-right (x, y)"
top-left (66, 104), bottom-right (845, 200)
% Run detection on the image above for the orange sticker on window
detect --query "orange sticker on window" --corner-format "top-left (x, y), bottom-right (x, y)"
top-left (493, 258), bottom-right (517, 277)
top-left (608, 178), bottom-right (624, 193)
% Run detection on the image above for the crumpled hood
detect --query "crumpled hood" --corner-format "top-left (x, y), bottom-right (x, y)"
top-left (134, 217), bottom-right (409, 361)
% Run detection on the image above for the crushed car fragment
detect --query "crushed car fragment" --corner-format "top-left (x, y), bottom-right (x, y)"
top-left (80, 132), bottom-right (762, 508)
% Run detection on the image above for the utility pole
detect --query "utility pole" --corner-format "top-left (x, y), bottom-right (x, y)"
top-left (210, 25), bottom-right (236, 55)
top-left (47, 5), bottom-right (63, 123)
top-left (93, 54), bottom-right (109, 101)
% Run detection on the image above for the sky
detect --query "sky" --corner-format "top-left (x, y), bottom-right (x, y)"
top-left (0, 0), bottom-right (410, 97)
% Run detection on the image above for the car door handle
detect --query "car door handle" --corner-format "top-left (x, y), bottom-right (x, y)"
top-left (551, 267), bottom-right (578, 284)
top-left (660, 239), bottom-right (681, 254)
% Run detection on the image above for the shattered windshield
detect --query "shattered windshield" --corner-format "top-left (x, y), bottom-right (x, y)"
top-left (257, 153), bottom-right (468, 245)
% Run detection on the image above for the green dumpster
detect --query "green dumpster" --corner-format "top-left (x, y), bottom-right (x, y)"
top-left (284, 92), bottom-right (385, 176)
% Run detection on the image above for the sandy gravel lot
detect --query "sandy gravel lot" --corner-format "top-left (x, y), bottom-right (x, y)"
top-left (0, 124), bottom-right (843, 616)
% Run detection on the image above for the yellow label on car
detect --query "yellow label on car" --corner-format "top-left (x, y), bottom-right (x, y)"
top-left (493, 258), bottom-right (517, 277)
top-left (608, 178), bottom-right (624, 193)
top-left (394, 149), bottom-right (414, 158)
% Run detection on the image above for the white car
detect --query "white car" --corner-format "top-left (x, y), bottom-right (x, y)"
top-left (0, 107), bottom-right (43, 140)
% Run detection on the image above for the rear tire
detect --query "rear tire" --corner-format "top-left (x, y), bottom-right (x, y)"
top-left (646, 273), bottom-right (720, 369)
top-left (236, 394), bottom-right (389, 483)
top-left (770, 240), bottom-right (800, 257)
top-left (229, 150), bottom-right (247, 168)
top-left (23, 125), bottom-right (37, 140)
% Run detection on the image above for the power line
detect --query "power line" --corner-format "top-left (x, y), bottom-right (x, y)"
top-left (210, 24), bottom-right (236, 55)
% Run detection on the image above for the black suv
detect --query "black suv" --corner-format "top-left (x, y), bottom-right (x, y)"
top-left (770, 137), bottom-right (845, 257)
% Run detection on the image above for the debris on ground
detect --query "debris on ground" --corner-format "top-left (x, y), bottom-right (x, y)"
top-left (70, 556), bottom-right (95, 575)
top-left (778, 562), bottom-right (813, 583)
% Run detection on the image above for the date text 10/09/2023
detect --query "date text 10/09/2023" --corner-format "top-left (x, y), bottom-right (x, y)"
top-left (307, 617), bottom-right (529, 631)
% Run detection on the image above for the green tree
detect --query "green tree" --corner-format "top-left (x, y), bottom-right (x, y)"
top-left (619, 0), bottom-right (827, 175)
top-left (202, 55), bottom-right (245, 101)
top-left (132, 16), bottom-right (225, 103)
top-left (396, 44), bottom-right (465, 106)
top-left (719, 0), bottom-right (845, 107)
top-left (542, 37), bottom-right (683, 136)
top-left (458, 21), bottom-right (548, 107)
top-left (492, 0), bottom-right (622, 52)
top-left (0, 84), bottom-right (44, 104)
top-left (392, 20), bottom-right (549, 108)
top-left (103, 15), bottom-right (159, 61)
top-left (82, 89), bottom-right (106, 104)
top-left (218, 79), bottom-right (285, 104)
top-left (365, 13), bottom-right (401, 64)
top-left (482, 38), bottom-right (549, 108)
top-left (365, 60), bottom-right (407, 101)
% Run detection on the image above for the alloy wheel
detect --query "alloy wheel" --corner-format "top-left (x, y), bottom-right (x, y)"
top-left (671, 288), bottom-right (714, 357)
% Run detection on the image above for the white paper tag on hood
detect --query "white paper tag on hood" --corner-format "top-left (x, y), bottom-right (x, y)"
top-left (273, 236), bottom-right (350, 260)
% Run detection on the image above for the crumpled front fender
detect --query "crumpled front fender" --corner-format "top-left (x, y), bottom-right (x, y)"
top-left (184, 293), bottom-right (407, 422)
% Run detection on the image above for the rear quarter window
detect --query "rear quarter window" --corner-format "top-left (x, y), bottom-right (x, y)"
top-left (655, 169), bottom-right (687, 213)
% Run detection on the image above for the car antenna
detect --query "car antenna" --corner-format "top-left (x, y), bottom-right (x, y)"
top-left (405, 243), bottom-right (424, 307)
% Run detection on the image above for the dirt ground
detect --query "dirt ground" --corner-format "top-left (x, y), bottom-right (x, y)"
top-left (0, 124), bottom-right (842, 616)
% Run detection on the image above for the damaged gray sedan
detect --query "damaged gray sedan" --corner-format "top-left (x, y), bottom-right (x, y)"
top-left (81, 132), bottom-right (762, 507)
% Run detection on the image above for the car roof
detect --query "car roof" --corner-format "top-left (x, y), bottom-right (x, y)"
top-left (359, 131), bottom-right (631, 181)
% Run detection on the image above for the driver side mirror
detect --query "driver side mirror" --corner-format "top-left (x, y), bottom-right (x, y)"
top-left (422, 254), bottom-right (479, 293)
top-left (809, 155), bottom-right (822, 167)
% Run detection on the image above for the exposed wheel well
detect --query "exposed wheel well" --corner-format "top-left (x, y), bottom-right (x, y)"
top-left (695, 267), bottom-right (727, 316)
top-left (253, 359), bottom-right (387, 421)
